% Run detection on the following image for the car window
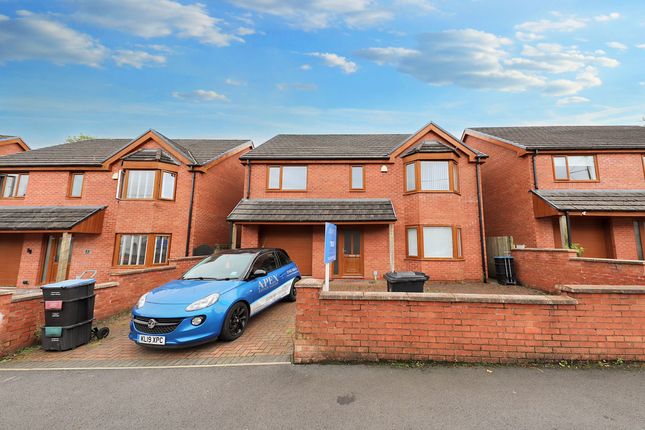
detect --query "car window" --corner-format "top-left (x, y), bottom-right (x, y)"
top-left (253, 253), bottom-right (278, 274)
top-left (276, 250), bottom-right (291, 267)
top-left (182, 252), bottom-right (255, 280)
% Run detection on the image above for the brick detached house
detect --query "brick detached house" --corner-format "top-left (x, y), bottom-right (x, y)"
top-left (0, 129), bottom-right (251, 288)
top-left (0, 135), bottom-right (29, 157)
top-left (227, 122), bottom-right (488, 281)
top-left (463, 126), bottom-right (645, 260)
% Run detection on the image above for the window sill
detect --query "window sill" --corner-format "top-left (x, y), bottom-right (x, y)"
top-left (405, 257), bottom-right (465, 262)
top-left (403, 190), bottom-right (458, 195)
top-left (265, 189), bottom-right (307, 193)
top-left (553, 179), bottom-right (600, 183)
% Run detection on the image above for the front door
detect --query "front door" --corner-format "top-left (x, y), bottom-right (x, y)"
top-left (340, 229), bottom-right (363, 277)
top-left (40, 235), bottom-right (62, 285)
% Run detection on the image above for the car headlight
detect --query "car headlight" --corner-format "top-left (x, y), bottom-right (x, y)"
top-left (185, 293), bottom-right (220, 311)
top-left (136, 293), bottom-right (148, 309)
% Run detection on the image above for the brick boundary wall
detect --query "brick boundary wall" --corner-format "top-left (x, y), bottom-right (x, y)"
top-left (294, 279), bottom-right (645, 364)
top-left (512, 248), bottom-right (645, 293)
top-left (0, 256), bottom-right (203, 356)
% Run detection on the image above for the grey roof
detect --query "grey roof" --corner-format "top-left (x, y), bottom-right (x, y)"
top-left (401, 140), bottom-right (457, 157)
top-left (533, 190), bottom-right (645, 212)
top-left (467, 126), bottom-right (645, 151)
top-left (122, 148), bottom-right (180, 165)
top-left (227, 199), bottom-right (397, 222)
top-left (0, 129), bottom-right (251, 167)
top-left (0, 206), bottom-right (106, 231)
top-left (241, 134), bottom-right (411, 160)
top-left (0, 135), bottom-right (16, 140)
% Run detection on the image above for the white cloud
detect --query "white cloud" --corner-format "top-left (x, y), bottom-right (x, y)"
top-left (225, 78), bottom-right (246, 86)
top-left (594, 12), bottom-right (620, 22)
top-left (276, 82), bottom-right (318, 91)
top-left (307, 52), bottom-right (358, 74)
top-left (0, 11), bottom-right (108, 66)
top-left (71, 0), bottom-right (244, 46)
top-left (640, 82), bottom-right (645, 86)
top-left (358, 29), bottom-right (619, 96)
top-left (606, 41), bottom-right (628, 51)
top-left (227, 0), bottom-right (438, 30)
top-left (636, 44), bottom-right (645, 49)
top-left (300, 64), bottom-right (312, 71)
top-left (236, 27), bottom-right (255, 36)
top-left (172, 90), bottom-right (230, 102)
top-left (515, 17), bottom-right (587, 34)
top-left (515, 32), bottom-right (544, 42)
top-left (113, 50), bottom-right (166, 68)
top-left (556, 96), bottom-right (590, 106)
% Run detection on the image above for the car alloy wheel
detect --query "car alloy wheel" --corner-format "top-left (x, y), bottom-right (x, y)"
top-left (221, 302), bottom-right (249, 341)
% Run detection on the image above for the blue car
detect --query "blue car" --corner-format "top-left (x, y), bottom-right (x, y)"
top-left (129, 248), bottom-right (301, 347)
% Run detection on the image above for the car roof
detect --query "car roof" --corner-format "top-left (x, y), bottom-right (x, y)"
top-left (215, 248), bottom-right (286, 256)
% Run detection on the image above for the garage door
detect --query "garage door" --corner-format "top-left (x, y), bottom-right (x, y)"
top-left (570, 217), bottom-right (611, 259)
top-left (260, 226), bottom-right (312, 276)
top-left (0, 234), bottom-right (24, 286)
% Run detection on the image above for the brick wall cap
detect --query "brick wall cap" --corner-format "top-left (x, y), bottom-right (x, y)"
top-left (296, 278), bottom-right (323, 289)
top-left (559, 285), bottom-right (645, 294)
top-left (511, 248), bottom-right (577, 254)
top-left (0, 291), bottom-right (12, 298)
top-left (572, 257), bottom-right (645, 266)
top-left (109, 265), bottom-right (178, 276)
top-left (95, 282), bottom-right (119, 290)
top-left (11, 291), bottom-right (43, 303)
top-left (320, 290), bottom-right (577, 305)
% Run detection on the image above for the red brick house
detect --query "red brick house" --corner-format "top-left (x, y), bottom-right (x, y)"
top-left (463, 126), bottom-right (645, 260)
top-left (228, 122), bottom-right (488, 281)
top-left (0, 129), bottom-right (251, 288)
top-left (0, 135), bottom-right (29, 157)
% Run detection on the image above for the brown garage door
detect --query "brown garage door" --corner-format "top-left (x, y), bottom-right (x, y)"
top-left (0, 234), bottom-right (24, 286)
top-left (260, 226), bottom-right (313, 276)
top-left (570, 217), bottom-right (612, 259)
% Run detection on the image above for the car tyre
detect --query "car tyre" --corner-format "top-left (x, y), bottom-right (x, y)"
top-left (284, 278), bottom-right (298, 302)
top-left (220, 302), bottom-right (249, 342)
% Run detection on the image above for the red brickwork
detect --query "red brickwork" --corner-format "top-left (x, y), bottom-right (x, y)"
top-left (0, 141), bottom-right (25, 157)
top-left (241, 129), bottom-right (486, 281)
top-left (512, 248), bottom-right (645, 293)
top-left (0, 256), bottom-right (201, 356)
top-left (464, 134), bottom-right (645, 258)
top-left (3, 136), bottom-right (247, 288)
top-left (294, 282), bottom-right (645, 363)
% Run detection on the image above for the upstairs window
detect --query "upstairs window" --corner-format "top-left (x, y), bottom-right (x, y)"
top-left (119, 169), bottom-right (177, 201)
top-left (405, 161), bottom-right (459, 192)
top-left (350, 165), bottom-right (364, 190)
top-left (1, 173), bottom-right (29, 198)
top-left (553, 155), bottom-right (597, 181)
top-left (116, 233), bottom-right (171, 267)
top-left (68, 173), bottom-right (84, 198)
top-left (267, 165), bottom-right (307, 191)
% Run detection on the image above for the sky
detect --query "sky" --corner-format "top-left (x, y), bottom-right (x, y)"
top-left (0, 0), bottom-right (643, 149)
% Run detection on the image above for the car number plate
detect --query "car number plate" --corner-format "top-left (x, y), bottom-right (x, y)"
top-left (138, 334), bottom-right (166, 345)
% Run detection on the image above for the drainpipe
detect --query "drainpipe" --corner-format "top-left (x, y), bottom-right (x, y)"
top-left (185, 169), bottom-right (197, 256)
top-left (531, 149), bottom-right (539, 190)
top-left (245, 160), bottom-right (251, 199)
top-left (475, 157), bottom-right (488, 283)
top-left (565, 211), bottom-right (573, 248)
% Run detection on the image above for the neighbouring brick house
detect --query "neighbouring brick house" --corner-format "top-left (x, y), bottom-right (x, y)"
top-left (463, 126), bottom-right (645, 260)
top-left (0, 135), bottom-right (29, 157)
top-left (228, 122), bottom-right (488, 281)
top-left (0, 129), bottom-right (251, 288)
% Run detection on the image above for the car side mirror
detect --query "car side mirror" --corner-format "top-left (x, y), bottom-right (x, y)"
top-left (252, 269), bottom-right (267, 278)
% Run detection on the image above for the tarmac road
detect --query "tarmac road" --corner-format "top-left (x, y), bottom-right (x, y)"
top-left (1, 363), bottom-right (644, 429)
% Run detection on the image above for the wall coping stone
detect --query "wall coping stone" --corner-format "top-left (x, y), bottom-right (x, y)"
top-left (319, 290), bottom-right (578, 305)
top-left (559, 285), bottom-right (645, 294)
top-left (11, 292), bottom-right (42, 303)
top-left (109, 265), bottom-right (178, 276)
top-left (95, 282), bottom-right (119, 290)
top-left (296, 278), bottom-right (323, 289)
top-left (572, 257), bottom-right (645, 266)
top-left (512, 248), bottom-right (577, 254)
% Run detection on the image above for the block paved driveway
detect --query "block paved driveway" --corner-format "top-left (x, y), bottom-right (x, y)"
top-left (1, 301), bottom-right (295, 369)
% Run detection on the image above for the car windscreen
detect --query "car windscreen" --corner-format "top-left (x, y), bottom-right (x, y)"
top-left (182, 253), bottom-right (256, 280)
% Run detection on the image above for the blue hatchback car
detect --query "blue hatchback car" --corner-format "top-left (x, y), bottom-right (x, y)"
top-left (129, 248), bottom-right (301, 347)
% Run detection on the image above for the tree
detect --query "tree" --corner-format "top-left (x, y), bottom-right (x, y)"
top-left (65, 134), bottom-right (96, 143)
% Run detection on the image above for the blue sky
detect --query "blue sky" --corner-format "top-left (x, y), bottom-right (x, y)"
top-left (0, 0), bottom-right (643, 148)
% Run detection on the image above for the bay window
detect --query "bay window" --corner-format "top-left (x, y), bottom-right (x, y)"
top-left (406, 225), bottom-right (463, 259)
top-left (119, 169), bottom-right (177, 200)
top-left (405, 161), bottom-right (459, 192)
top-left (1, 173), bottom-right (29, 198)
top-left (267, 165), bottom-right (307, 191)
top-left (115, 233), bottom-right (171, 267)
top-left (553, 155), bottom-right (597, 181)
